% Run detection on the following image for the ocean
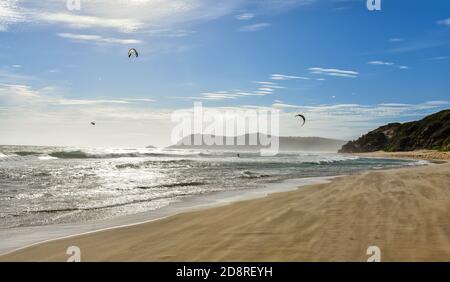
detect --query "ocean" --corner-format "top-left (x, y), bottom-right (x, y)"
top-left (0, 145), bottom-right (428, 253)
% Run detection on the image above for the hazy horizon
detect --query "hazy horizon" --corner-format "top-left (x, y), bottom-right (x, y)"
top-left (0, 134), bottom-right (347, 148)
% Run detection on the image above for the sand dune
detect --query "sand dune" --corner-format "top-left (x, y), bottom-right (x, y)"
top-left (2, 160), bottom-right (450, 261)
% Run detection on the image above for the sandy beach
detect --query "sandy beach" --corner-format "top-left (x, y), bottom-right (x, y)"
top-left (352, 150), bottom-right (450, 162)
top-left (2, 151), bottom-right (450, 262)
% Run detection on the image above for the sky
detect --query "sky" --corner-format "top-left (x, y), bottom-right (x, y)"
top-left (0, 0), bottom-right (449, 147)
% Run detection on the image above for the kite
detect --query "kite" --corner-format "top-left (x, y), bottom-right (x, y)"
top-left (128, 48), bottom-right (139, 58)
top-left (295, 114), bottom-right (306, 127)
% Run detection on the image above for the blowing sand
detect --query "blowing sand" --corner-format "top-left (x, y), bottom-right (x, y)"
top-left (2, 155), bottom-right (450, 261)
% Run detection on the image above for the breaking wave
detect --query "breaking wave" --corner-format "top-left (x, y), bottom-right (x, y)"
top-left (48, 150), bottom-right (193, 159)
top-left (25, 188), bottom-right (205, 214)
top-left (240, 170), bottom-right (271, 179)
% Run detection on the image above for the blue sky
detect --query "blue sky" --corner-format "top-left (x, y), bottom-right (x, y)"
top-left (0, 0), bottom-right (449, 147)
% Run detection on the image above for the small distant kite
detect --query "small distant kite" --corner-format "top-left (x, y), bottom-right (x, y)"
top-left (128, 48), bottom-right (139, 58)
top-left (90, 122), bottom-right (96, 126)
top-left (295, 114), bottom-right (306, 127)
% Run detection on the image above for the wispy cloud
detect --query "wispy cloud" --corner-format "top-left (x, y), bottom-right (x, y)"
top-left (309, 67), bottom-right (359, 78)
top-left (368, 60), bottom-right (408, 70)
top-left (198, 92), bottom-right (240, 100)
top-left (186, 71), bottom-right (317, 101)
top-left (57, 33), bottom-right (143, 45)
top-left (254, 81), bottom-right (286, 90)
top-left (56, 99), bottom-right (134, 106)
top-left (0, 81), bottom-right (155, 106)
top-left (389, 38), bottom-right (404, 43)
top-left (437, 18), bottom-right (450, 26)
top-left (36, 13), bottom-right (143, 33)
top-left (143, 28), bottom-right (194, 38)
top-left (3, 1), bottom-right (315, 35)
top-left (0, 1), bottom-right (228, 33)
top-left (0, 67), bottom-right (36, 84)
top-left (123, 98), bottom-right (156, 103)
top-left (175, 91), bottom-right (265, 101)
top-left (272, 101), bottom-right (450, 117)
top-left (188, 90), bottom-right (269, 101)
top-left (25, 1), bottom-right (224, 33)
top-left (270, 74), bottom-right (309, 80)
top-left (0, 0), bottom-right (25, 31)
top-left (181, 75), bottom-right (294, 101)
top-left (53, 97), bottom-right (156, 106)
top-left (0, 82), bottom-right (39, 98)
top-left (368, 61), bottom-right (394, 66)
top-left (239, 22), bottom-right (271, 32)
top-left (55, 98), bottom-right (149, 106)
top-left (253, 81), bottom-right (276, 85)
top-left (426, 56), bottom-right (449, 61)
top-left (272, 102), bottom-right (305, 109)
top-left (235, 13), bottom-right (254, 20)
top-left (387, 40), bottom-right (445, 54)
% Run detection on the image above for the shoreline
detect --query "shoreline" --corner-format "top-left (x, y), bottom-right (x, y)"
top-left (0, 176), bottom-right (336, 256)
top-left (347, 150), bottom-right (450, 163)
top-left (2, 151), bottom-right (449, 261)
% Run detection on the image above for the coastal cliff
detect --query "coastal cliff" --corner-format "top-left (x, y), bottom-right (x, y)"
top-left (339, 109), bottom-right (450, 153)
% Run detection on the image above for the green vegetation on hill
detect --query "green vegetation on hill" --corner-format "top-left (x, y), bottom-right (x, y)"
top-left (339, 109), bottom-right (450, 153)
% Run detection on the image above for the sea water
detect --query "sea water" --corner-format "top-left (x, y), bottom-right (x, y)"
top-left (0, 145), bottom-right (427, 253)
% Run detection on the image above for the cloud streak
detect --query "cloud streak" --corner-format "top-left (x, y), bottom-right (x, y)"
top-left (235, 13), bottom-right (254, 20)
top-left (0, 81), bottom-right (156, 107)
top-left (368, 61), bottom-right (394, 66)
top-left (272, 101), bottom-right (450, 118)
top-left (270, 74), bottom-right (309, 80)
top-left (239, 22), bottom-right (271, 32)
top-left (36, 12), bottom-right (143, 33)
top-left (181, 74), bottom-right (296, 101)
top-left (2, 0), bottom-right (317, 35)
top-left (368, 60), bottom-right (409, 70)
top-left (309, 67), bottom-right (359, 78)
top-left (389, 38), bottom-right (404, 43)
top-left (0, 0), bottom-right (25, 31)
top-left (437, 18), bottom-right (450, 26)
top-left (0, 83), bottom-right (39, 98)
top-left (57, 33), bottom-right (143, 45)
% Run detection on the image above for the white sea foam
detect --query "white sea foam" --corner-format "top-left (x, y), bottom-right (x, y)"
top-left (38, 155), bottom-right (58, 161)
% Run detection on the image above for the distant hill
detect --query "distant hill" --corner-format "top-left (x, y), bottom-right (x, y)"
top-left (339, 109), bottom-right (450, 153)
top-left (169, 133), bottom-right (346, 152)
